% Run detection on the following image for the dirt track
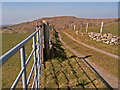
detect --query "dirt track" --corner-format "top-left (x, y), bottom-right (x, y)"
top-left (63, 32), bottom-right (118, 59)
top-left (59, 32), bottom-right (118, 88)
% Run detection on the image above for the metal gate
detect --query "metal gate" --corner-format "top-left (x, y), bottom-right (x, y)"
top-left (0, 26), bottom-right (42, 89)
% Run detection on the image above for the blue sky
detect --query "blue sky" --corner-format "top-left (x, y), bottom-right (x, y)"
top-left (2, 2), bottom-right (118, 25)
top-left (1, 0), bottom-right (120, 2)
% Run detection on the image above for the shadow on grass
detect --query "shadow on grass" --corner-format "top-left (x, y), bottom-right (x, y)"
top-left (68, 55), bottom-right (97, 87)
top-left (73, 58), bottom-right (97, 89)
top-left (43, 31), bottom-right (67, 69)
top-left (67, 56), bottom-right (97, 89)
top-left (68, 55), bottom-right (92, 59)
top-left (49, 60), bottom-right (59, 88)
top-left (43, 31), bottom-right (102, 88)
top-left (50, 32), bottom-right (68, 61)
top-left (57, 58), bottom-right (70, 89)
top-left (48, 54), bottom-right (98, 88)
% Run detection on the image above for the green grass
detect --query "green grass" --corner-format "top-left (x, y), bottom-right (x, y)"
top-left (40, 30), bottom-right (108, 88)
top-left (75, 23), bottom-right (118, 36)
top-left (2, 33), bottom-right (31, 55)
top-left (41, 38), bottom-right (107, 88)
top-left (2, 33), bottom-right (35, 88)
top-left (2, 24), bottom-right (117, 88)
top-left (60, 32), bottom-right (118, 78)
top-left (64, 30), bottom-right (118, 55)
top-left (41, 54), bottom-right (107, 88)
top-left (89, 23), bottom-right (118, 36)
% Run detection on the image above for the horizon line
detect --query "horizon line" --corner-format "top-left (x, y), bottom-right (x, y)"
top-left (2, 16), bottom-right (118, 26)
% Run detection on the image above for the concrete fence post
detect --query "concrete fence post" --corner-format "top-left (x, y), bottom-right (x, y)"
top-left (100, 21), bottom-right (104, 34)
top-left (86, 23), bottom-right (88, 33)
top-left (77, 25), bottom-right (79, 35)
top-left (74, 25), bottom-right (76, 31)
top-left (69, 24), bottom-right (71, 30)
top-left (81, 25), bottom-right (82, 33)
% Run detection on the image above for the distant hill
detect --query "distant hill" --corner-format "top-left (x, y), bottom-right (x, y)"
top-left (2, 16), bottom-right (118, 34)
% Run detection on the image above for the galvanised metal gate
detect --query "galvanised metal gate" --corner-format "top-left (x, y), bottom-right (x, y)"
top-left (0, 26), bottom-right (42, 89)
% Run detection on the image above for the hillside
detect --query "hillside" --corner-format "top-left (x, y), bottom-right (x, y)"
top-left (2, 16), bottom-right (118, 33)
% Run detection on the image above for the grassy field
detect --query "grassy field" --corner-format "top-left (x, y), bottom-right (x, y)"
top-left (60, 32), bottom-right (118, 78)
top-left (88, 23), bottom-right (118, 36)
top-left (64, 30), bottom-right (118, 55)
top-left (65, 23), bottom-right (118, 55)
top-left (2, 22), bottom-right (118, 88)
top-left (2, 33), bottom-right (35, 88)
top-left (40, 30), bottom-right (108, 88)
top-left (74, 23), bottom-right (118, 36)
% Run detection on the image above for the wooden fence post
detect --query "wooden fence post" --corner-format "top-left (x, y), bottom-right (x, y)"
top-left (41, 25), bottom-right (44, 64)
top-left (43, 20), bottom-right (50, 60)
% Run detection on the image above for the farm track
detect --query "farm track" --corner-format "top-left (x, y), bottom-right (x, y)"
top-left (63, 32), bottom-right (118, 59)
top-left (59, 32), bottom-right (118, 88)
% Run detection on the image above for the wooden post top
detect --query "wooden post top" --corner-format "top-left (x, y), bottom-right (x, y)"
top-left (35, 21), bottom-right (43, 28)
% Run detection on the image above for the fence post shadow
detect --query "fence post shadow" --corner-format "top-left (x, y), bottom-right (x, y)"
top-left (68, 55), bottom-right (98, 89)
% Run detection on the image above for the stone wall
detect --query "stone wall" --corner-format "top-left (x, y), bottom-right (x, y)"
top-left (88, 32), bottom-right (119, 45)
